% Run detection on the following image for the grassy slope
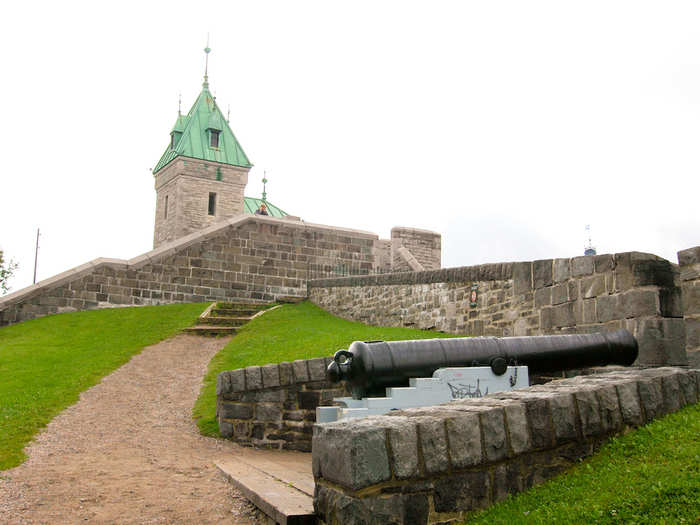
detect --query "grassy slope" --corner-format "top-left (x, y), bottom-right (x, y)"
top-left (0, 303), bottom-right (206, 470)
top-left (194, 301), bottom-right (460, 435)
top-left (464, 402), bottom-right (700, 525)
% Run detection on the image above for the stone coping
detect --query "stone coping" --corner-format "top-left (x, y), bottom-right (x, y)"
top-left (0, 214), bottom-right (379, 309)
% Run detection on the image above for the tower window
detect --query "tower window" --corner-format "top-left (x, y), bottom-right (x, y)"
top-left (164, 195), bottom-right (168, 219)
top-left (208, 192), bottom-right (217, 216)
top-left (210, 130), bottom-right (220, 148)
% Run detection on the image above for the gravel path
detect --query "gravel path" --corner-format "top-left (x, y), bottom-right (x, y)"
top-left (0, 334), bottom-right (266, 524)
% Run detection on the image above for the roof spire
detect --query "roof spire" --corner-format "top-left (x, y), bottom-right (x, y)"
top-left (227, 105), bottom-right (231, 123)
top-left (178, 93), bottom-right (182, 115)
top-left (262, 171), bottom-right (268, 202)
top-left (203, 34), bottom-right (211, 88)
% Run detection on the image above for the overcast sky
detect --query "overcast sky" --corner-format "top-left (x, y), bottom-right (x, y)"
top-left (1, 1), bottom-right (698, 293)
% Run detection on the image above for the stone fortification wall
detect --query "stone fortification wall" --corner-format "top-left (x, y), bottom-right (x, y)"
top-left (679, 246), bottom-right (700, 367)
top-left (312, 367), bottom-right (700, 525)
top-left (391, 227), bottom-right (441, 272)
top-left (217, 356), bottom-right (348, 451)
top-left (0, 215), bottom-right (377, 326)
top-left (309, 252), bottom-right (686, 366)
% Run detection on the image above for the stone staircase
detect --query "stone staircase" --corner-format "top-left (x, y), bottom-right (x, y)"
top-left (184, 302), bottom-right (274, 337)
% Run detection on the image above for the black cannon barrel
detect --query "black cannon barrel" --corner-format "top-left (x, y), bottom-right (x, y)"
top-left (327, 330), bottom-right (638, 399)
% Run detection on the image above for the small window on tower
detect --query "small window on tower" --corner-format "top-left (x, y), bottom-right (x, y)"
top-left (164, 195), bottom-right (168, 219)
top-left (208, 192), bottom-right (217, 216)
top-left (210, 130), bottom-right (220, 148)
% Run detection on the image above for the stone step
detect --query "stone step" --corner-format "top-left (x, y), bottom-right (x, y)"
top-left (216, 450), bottom-right (315, 525)
top-left (199, 316), bottom-right (251, 327)
top-left (212, 308), bottom-right (260, 317)
top-left (216, 302), bottom-right (270, 311)
top-left (183, 325), bottom-right (238, 337)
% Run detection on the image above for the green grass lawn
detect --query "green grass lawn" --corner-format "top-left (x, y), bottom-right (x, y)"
top-left (0, 303), bottom-right (206, 471)
top-left (193, 301), bottom-right (460, 435)
top-left (463, 402), bottom-right (700, 525)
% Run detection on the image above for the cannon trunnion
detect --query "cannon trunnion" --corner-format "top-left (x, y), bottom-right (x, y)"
top-left (327, 330), bottom-right (638, 399)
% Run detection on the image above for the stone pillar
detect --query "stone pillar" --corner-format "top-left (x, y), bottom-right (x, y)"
top-left (678, 246), bottom-right (700, 367)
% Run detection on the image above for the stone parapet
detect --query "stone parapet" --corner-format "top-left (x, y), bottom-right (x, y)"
top-left (312, 367), bottom-right (700, 525)
top-left (217, 357), bottom-right (349, 451)
top-left (0, 215), bottom-right (378, 326)
top-left (391, 227), bottom-right (441, 272)
top-left (678, 246), bottom-right (700, 367)
top-left (309, 252), bottom-right (686, 366)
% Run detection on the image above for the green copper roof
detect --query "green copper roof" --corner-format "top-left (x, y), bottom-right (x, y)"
top-left (243, 197), bottom-right (289, 218)
top-left (154, 86), bottom-right (252, 174)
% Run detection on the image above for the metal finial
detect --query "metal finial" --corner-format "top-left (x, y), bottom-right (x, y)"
top-left (262, 171), bottom-right (268, 202)
top-left (178, 93), bottom-right (182, 115)
top-left (203, 34), bottom-right (211, 87)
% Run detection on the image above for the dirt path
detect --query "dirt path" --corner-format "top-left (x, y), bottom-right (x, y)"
top-left (0, 334), bottom-right (266, 524)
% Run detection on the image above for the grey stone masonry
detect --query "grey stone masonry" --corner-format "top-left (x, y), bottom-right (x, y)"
top-left (679, 246), bottom-right (700, 367)
top-left (391, 227), bottom-right (441, 272)
top-left (309, 251), bottom-right (687, 367)
top-left (217, 356), bottom-right (349, 451)
top-left (0, 215), bottom-right (377, 326)
top-left (313, 367), bottom-right (700, 525)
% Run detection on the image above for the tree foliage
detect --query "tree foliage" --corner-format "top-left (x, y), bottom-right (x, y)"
top-left (0, 249), bottom-right (19, 295)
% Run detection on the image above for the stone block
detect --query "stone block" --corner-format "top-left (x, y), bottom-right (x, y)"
top-left (417, 417), bottom-right (449, 475)
top-left (523, 397), bottom-right (554, 449)
top-left (216, 371), bottom-right (231, 396)
top-left (279, 362), bottom-right (293, 386)
top-left (307, 358), bottom-right (327, 382)
top-left (230, 368), bottom-right (246, 392)
top-left (574, 389), bottom-right (602, 437)
top-left (594, 254), bottom-right (614, 273)
top-left (549, 393), bottom-right (578, 443)
top-left (659, 287), bottom-right (683, 318)
top-left (634, 318), bottom-right (687, 366)
top-left (534, 287), bottom-right (552, 308)
top-left (615, 381), bottom-right (643, 427)
top-left (552, 302), bottom-right (575, 328)
top-left (256, 404), bottom-right (282, 422)
top-left (245, 366), bottom-right (263, 391)
top-left (292, 360), bottom-right (310, 383)
top-left (434, 470), bottom-right (491, 513)
top-left (583, 299), bottom-right (596, 324)
top-left (551, 284), bottom-right (568, 305)
top-left (572, 256), bottom-right (594, 277)
top-left (312, 419), bottom-right (391, 490)
top-left (219, 420), bottom-right (233, 438)
top-left (503, 402), bottom-right (531, 455)
top-left (446, 412), bottom-right (483, 468)
top-left (678, 370), bottom-right (698, 405)
top-left (637, 377), bottom-right (663, 422)
top-left (513, 262), bottom-right (533, 296)
top-left (620, 289), bottom-right (658, 318)
top-left (682, 283), bottom-right (700, 315)
top-left (553, 258), bottom-right (571, 283)
top-left (493, 463), bottom-right (523, 503)
top-left (261, 364), bottom-right (280, 389)
top-left (533, 259), bottom-right (553, 289)
top-left (384, 417), bottom-right (419, 479)
top-left (660, 374), bottom-right (682, 413)
top-left (582, 275), bottom-right (606, 299)
top-left (678, 246), bottom-right (700, 266)
top-left (596, 384), bottom-right (623, 433)
top-left (540, 307), bottom-right (553, 331)
top-left (298, 391), bottom-right (321, 410)
top-left (596, 294), bottom-right (619, 323)
top-left (479, 408), bottom-right (508, 463)
top-left (220, 402), bottom-right (253, 420)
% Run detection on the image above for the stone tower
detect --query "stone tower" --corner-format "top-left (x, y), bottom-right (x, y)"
top-left (152, 50), bottom-right (252, 248)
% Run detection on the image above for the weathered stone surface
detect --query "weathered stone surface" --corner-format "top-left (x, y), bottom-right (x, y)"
top-left (572, 256), bottom-right (594, 277)
top-left (503, 402), bottom-right (531, 455)
top-left (312, 419), bottom-right (391, 490)
top-left (660, 374), bottom-right (682, 413)
top-left (553, 258), bottom-right (571, 283)
top-left (220, 402), bottom-right (253, 420)
top-left (551, 284), bottom-right (568, 305)
top-left (575, 389), bottom-right (602, 437)
top-left (279, 362), bottom-right (293, 386)
top-left (582, 275), bottom-right (606, 299)
top-left (677, 371), bottom-right (698, 405)
top-left (620, 290), bottom-right (658, 318)
top-left (596, 294), bottom-right (619, 323)
top-left (479, 408), bottom-right (508, 463)
top-left (292, 360), bottom-right (310, 383)
top-left (533, 260), bottom-right (553, 289)
top-left (596, 384), bottom-right (623, 433)
top-left (384, 417), bottom-right (419, 479)
top-left (261, 364), bottom-right (280, 389)
top-left (434, 470), bottom-right (491, 513)
top-left (244, 366), bottom-right (263, 391)
top-left (549, 393), bottom-right (578, 443)
top-left (307, 358), bottom-right (327, 382)
top-left (594, 254), bottom-right (614, 273)
top-left (523, 397), bottom-right (554, 449)
top-left (230, 368), bottom-right (246, 392)
top-left (534, 287), bottom-right (552, 308)
top-left (219, 420), bottom-right (233, 438)
top-left (445, 412), bottom-right (482, 468)
top-left (614, 381), bottom-right (643, 426)
top-left (256, 404), bottom-right (282, 422)
top-left (551, 303), bottom-right (575, 328)
top-left (637, 377), bottom-right (663, 422)
top-left (493, 462), bottom-right (522, 503)
top-left (513, 262), bottom-right (533, 295)
top-left (635, 318), bottom-right (687, 366)
top-left (678, 246), bottom-right (700, 266)
top-left (417, 418), bottom-right (449, 475)
top-left (216, 371), bottom-right (231, 396)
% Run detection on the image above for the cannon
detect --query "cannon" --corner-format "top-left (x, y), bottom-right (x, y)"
top-left (327, 330), bottom-right (638, 400)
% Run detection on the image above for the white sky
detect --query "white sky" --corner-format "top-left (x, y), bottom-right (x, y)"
top-left (1, 1), bottom-right (698, 293)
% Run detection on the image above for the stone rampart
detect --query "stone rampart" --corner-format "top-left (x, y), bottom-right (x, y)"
top-left (312, 367), bottom-right (700, 525)
top-left (679, 246), bottom-right (700, 367)
top-left (309, 252), bottom-right (686, 366)
top-left (391, 227), bottom-right (441, 272)
top-left (0, 215), bottom-right (377, 326)
top-left (216, 356), bottom-right (349, 451)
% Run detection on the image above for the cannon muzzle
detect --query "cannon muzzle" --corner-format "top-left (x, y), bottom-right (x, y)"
top-left (328, 330), bottom-right (638, 399)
